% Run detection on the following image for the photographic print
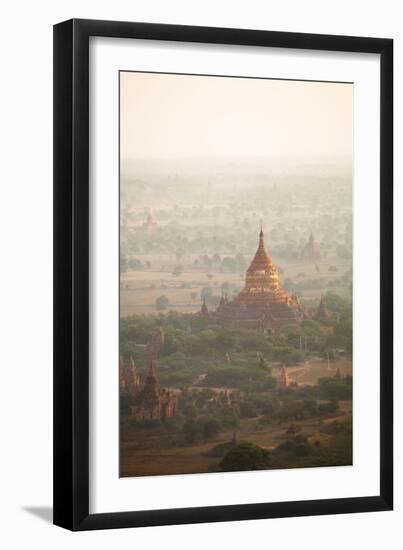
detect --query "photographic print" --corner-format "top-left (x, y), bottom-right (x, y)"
top-left (119, 71), bottom-right (353, 478)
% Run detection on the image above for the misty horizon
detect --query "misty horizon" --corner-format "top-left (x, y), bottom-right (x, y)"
top-left (120, 72), bottom-right (353, 162)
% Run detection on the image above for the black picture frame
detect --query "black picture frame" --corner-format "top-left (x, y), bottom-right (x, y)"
top-left (53, 18), bottom-right (393, 531)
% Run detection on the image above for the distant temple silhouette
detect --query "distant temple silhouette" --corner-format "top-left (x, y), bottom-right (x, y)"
top-left (142, 213), bottom-right (158, 231)
top-left (314, 294), bottom-right (331, 321)
top-left (145, 319), bottom-right (165, 361)
top-left (200, 296), bottom-right (209, 317)
top-left (301, 231), bottom-right (323, 260)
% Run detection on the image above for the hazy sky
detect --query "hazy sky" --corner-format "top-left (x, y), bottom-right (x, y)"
top-left (120, 71), bottom-right (352, 161)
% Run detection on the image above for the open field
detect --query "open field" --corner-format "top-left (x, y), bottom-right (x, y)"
top-left (286, 357), bottom-right (352, 385)
top-left (120, 400), bottom-right (352, 477)
top-left (120, 256), bottom-right (352, 316)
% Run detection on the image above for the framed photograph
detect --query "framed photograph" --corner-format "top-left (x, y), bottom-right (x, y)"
top-left (53, 19), bottom-right (393, 530)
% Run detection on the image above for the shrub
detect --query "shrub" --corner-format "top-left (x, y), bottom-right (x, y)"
top-left (204, 441), bottom-right (236, 457)
top-left (155, 295), bottom-right (170, 310)
top-left (239, 401), bottom-right (259, 418)
top-left (219, 443), bottom-right (271, 472)
top-left (276, 435), bottom-right (312, 456)
top-left (202, 419), bottom-right (220, 441)
top-left (318, 378), bottom-right (352, 400)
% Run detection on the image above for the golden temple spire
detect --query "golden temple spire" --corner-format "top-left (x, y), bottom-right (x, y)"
top-left (243, 227), bottom-right (281, 292)
top-left (248, 227), bottom-right (274, 273)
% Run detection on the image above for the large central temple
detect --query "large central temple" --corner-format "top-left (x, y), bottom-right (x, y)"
top-left (216, 228), bottom-right (306, 331)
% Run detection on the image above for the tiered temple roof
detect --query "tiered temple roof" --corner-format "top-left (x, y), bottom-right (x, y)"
top-left (129, 361), bottom-right (176, 421)
top-left (216, 228), bottom-right (306, 331)
top-left (121, 321), bottom-right (176, 422)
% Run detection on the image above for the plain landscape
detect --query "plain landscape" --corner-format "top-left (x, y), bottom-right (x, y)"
top-left (119, 157), bottom-right (353, 477)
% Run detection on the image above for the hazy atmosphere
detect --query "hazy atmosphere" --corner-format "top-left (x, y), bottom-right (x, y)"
top-left (120, 71), bottom-right (353, 161)
top-left (119, 71), bottom-right (353, 478)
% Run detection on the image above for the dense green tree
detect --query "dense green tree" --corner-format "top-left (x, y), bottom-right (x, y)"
top-left (203, 419), bottom-right (220, 441)
top-left (155, 295), bottom-right (170, 310)
top-left (128, 257), bottom-right (144, 270)
top-left (239, 401), bottom-right (259, 418)
top-left (318, 377), bottom-right (352, 400)
top-left (182, 418), bottom-right (201, 444)
top-left (172, 264), bottom-right (184, 277)
top-left (219, 442), bottom-right (271, 471)
top-left (276, 435), bottom-right (312, 456)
